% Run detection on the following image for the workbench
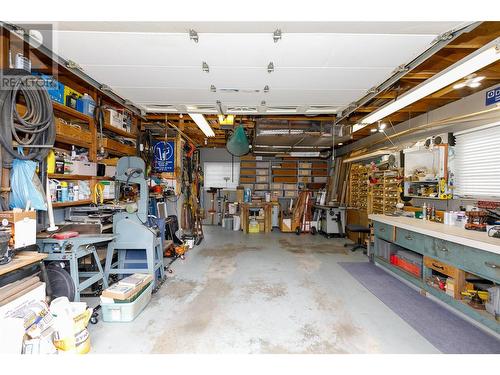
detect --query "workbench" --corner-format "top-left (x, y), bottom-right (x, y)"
top-left (240, 202), bottom-right (273, 233)
top-left (0, 252), bottom-right (48, 277)
top-left (37, 234), bottom-right (114, 301)
top-left (0, 252), bottom-right (49, 296)
top-left (370, 214), bottom-right (500, 333)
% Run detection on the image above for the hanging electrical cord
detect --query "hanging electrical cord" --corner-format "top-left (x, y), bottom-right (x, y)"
top-left (0, 70), bottom-right (55, 165)
top-left (93, 97), bottom-right (106, 157)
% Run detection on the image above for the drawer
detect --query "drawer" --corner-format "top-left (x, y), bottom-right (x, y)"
top-left (394, 228), bottom-right (426, 254)
top-left (373, 221), bottom-right (393, 242)
top-left (423, 256), bottom-right (461, 279)
top-left (427, 238), bottom-right (464, 268)
top-left (459, 246), bottom-right (500, 284)
top-left (423, 256), bottom-right (465, 299)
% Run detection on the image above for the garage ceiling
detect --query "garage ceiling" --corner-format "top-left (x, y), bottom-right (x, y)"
top-left (51, 22), bottom-right (466, 115)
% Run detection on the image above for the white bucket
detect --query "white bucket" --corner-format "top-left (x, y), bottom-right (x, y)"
top-left (233, 215), bottom-right (241, 231)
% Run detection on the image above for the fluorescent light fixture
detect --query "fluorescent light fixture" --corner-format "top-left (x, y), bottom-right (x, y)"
top-left (289, 152), bottom-right (320, 157)
top-left (353, 38), bottom-right (500, 132)
top-left (189, 113), bottom-right (215, 137)
top-left (258, 129), bottom-right (305, 135)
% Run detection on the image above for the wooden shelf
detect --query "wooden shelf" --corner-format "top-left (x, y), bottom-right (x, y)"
top-left (52, 199), bottom-right (92, 208)
top-left (103, 123), bottom-right (137, 138)
top-left (52, 102), bottom-right (92, 122)
top-left (48, 174), bottom-right (94, 180)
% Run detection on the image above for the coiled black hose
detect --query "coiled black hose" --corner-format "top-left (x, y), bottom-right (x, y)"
top-left (0, 70), bottom-right (55, 167)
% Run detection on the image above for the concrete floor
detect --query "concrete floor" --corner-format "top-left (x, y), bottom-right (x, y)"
top-left (88, 227), bottom-right (440, 354)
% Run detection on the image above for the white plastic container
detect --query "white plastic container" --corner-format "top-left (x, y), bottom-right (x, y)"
top-left (101, 283), bottom-right (152, 322)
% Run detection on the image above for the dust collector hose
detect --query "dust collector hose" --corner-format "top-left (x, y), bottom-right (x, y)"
top-left (0, 70), bottom-right (56, 167)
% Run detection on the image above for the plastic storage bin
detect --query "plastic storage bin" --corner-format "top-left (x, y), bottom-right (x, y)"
top-left (101, 283), bottom-right (153, 322)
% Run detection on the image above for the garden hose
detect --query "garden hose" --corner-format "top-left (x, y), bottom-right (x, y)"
top-left (0, 70), bottom-right (55, 166)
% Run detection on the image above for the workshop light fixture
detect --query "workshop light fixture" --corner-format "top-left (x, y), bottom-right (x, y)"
top-left (218, 114), bottom-right (234, 125)
top-left (453, 74), bottom-right (485, 89)
top-left (378, 122), bottom-right (387, 132)
top-left (370, 128), bottom-right (378, 133)
top-left (189, 113), bottom-right (215, 137)
top-left (353, 37), bottom-right (500, 132)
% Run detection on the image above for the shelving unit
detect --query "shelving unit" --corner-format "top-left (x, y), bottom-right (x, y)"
top-left (369, 170), bottom-right (401, 214)
top-left (239, 157), bottom-right (328, 200)
top-left (349, 164), bottom-right (369, 210)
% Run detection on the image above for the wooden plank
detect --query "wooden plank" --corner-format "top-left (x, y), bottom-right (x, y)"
top-left (0, 251), bottom-right (47, 276)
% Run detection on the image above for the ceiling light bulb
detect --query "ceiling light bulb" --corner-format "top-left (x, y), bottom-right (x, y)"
top-left (379, 123), bottom-right (387, 130)
top-left (472, 76), bottom-right (485, 83)
top-left (370, 128), bottom-right (378, 133)
top-left (469, 82), bottom-right (481, 88)
top-left (453, 82), bottom-right (467, 89)
top-left (338, 142), bottom-right (343, 146)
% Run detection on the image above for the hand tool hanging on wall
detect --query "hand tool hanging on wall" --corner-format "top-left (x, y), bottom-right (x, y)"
top-left (0, 70), bottom-right (56, 209)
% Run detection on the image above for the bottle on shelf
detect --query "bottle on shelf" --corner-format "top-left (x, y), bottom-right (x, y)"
top-left (422, 202), bottom-right (427, 221)
top-left (60, 181), bottom-right (69, 202)
top-left (68, 182), bottom-right (74, 202)
top-left (73, 184), bottom-right (79, 202)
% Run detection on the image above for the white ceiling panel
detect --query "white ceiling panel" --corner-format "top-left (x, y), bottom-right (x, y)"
top-left (112, 87), bottom-right (364, 106)
top-left (48, 22), bottom-right (466, 114)
top-left (82, 65), bottom-right (392, 90)
top-left (56, 31), bottom-right (435, 68)
top-left (54, 21), bottom-right (467, 35)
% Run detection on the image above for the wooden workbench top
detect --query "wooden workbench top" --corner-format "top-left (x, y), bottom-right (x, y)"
top-left (369, 214), bottom-right (500, 255)
top-left (0, 251), bottom-right (47, 276)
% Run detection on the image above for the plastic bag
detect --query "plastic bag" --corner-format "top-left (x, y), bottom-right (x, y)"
top-left (9, 159), bottom-right (47, 211)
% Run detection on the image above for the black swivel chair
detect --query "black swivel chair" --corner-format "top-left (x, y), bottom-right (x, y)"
top-left (344, 224), bottom-right (371, 252)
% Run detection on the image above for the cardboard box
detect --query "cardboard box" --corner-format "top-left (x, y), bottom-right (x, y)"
top-left (283, 183), bottom-right (297, 190)
top-left (271, 183), bottom-right (283, 190)
top-left (101, 273), bottom-right (152, 301)
top-left (284, 190), bottom-right (297, 198)
top-left (256, 176), bottom-right (268, 183)
top-left (256, 169), bottom-right (268, 176)
top-left (0, 211), bottom-right (36, 249)
top-left (72, 161), bottom-right (97, 176)
top-left (105, 108), bottom-right (124, 128)
top-left (98, 181), bottom-right (116, 200)
top-left (105, 165), bottom-right (117, 177)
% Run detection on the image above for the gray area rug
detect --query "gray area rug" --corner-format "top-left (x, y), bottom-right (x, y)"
top-left (340, 261), bottom-right (500, 354)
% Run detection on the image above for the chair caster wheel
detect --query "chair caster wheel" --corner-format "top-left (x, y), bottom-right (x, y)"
top-left (180, 255), bottom-right (185, 260)
top-left (90, 316), bottom-right (98, 325)
top-left (168, 269), bottom-right (173, 274)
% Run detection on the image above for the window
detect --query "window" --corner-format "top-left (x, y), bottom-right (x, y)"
top-left (203, 162), bottom-right (240, 190)
top-left (453, 123), bottom-right (500, 198)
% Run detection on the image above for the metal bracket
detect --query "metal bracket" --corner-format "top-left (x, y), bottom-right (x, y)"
top-left (433, 31), bottom-right (454, 43)
top-left (267, 62), bottom-right (274, 73)
top-left (202, 61), bottom-right (210, 73)
top-left (273, 29), bottom-right (282, 43)
top-left (66, 60), bottom-right (82, 70)
top-left (263, 85), bottom-right (270, 93)
top-left (189, 29), bottom-right (199, 43)
top-left (100, 84), bottom-right (112, 92)
top-left (367, 86), bottom-right (380, 94)
top-left (210, 85), bottom-right (217, 92)
top-left (392, 64), bottom-right (409, 74)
